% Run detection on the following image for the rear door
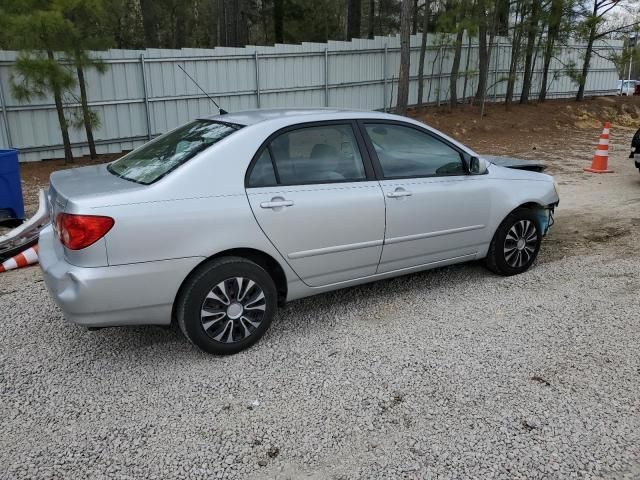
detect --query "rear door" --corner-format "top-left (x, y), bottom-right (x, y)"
top-left (245, 121), bottom-right (385, 287)
top-left (359, 121), bottom-right (492, 273)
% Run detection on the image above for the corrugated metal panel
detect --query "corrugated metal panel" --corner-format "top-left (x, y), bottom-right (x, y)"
top-left (0, 35), bottom-right (624, 161)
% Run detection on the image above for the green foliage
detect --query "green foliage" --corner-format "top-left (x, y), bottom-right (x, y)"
top-left (11, 52), bottom-right (76, 103)
top-left (2, 2), bottom-right (79, 105)
top-left (610, 43), bottom-right (640, 78)
top-left (565, 60), bottom-right (581, 86)
top-left (277, 0), bottom-right (347, 43)
top-left (69, 106), bottom-right (101, 130)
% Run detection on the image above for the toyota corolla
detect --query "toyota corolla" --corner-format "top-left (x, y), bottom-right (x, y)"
top-left (39, 109), bottom-right (559, 355)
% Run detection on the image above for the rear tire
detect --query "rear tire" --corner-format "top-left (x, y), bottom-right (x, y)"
top-left (176, 256), bottom-right (277, 355)
top-left (485, 209), bottom-right (542, 276)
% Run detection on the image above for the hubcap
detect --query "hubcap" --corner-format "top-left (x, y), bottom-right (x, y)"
top-left (227, 302), bottom-right (243, 319)
top-left (200, 277), bottom-right (266, 344)
top-left (504, 220), bottom-right (538, 268)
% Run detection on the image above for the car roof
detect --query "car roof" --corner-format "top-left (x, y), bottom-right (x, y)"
top-left (198, 107), bottom-right (477, 159)
top-left (201, 108), bottom-right (396, 126)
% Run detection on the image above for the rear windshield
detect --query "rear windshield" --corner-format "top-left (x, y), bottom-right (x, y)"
top-left (108, 120), bottom-right (242, 184)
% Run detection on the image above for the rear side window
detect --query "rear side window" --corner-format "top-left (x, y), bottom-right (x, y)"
top-left (248, 124), bottom-right (367, 187)
top-left (108, 120), bottom-right (241, 184)
top-left (364, 123), bottom-right (465, 178)
top-left (248, 150), bottom-right (278, 187)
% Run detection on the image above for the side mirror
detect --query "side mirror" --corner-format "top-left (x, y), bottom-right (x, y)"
top-left (469, 156), bottom-right (489, 175)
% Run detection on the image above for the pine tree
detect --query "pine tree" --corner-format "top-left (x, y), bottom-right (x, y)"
top-left (3, 5), bottom-right (78, 163)
top-left (63, 0), bottom-right (110, 160)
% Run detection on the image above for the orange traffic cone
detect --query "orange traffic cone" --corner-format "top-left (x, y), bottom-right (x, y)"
top-left (584, 122), bottom-right (613, 173)
top-left (0, 245), bottom-right (39, 273)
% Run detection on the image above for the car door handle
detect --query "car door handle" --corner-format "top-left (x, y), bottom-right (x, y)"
top-left (260, 199), bottom-right (294, 209)
top-left (386, 189), bottom-right (412, 198)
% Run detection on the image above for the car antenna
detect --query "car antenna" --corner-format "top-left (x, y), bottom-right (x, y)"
top-left (177, 64), bottom-right (228, 115)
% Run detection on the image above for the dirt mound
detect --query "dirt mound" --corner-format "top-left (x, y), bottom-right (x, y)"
top-left (410, 95), bottom-right (640, 152)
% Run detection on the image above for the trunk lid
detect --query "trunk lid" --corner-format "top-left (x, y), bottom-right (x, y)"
top-left (49, 164), bottom-right (144, 213)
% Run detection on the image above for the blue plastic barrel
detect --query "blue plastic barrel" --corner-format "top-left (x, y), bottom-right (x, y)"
top-left (0, 149), bottom-right (25, 222)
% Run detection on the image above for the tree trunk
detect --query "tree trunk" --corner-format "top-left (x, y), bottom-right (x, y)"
top-left (175, 11), bottom-right (187, 48)
top-left (273, 0), bottom-right (284, 43)
top-left (47, 50), bottom-right (73, 164)
top-left (449, 24), bottom-right (464, 109)
top-left (396, 0), bottom-right (412, 115)
top-left (416, 0), bottom-right (430, 112)
top-left (367, 0), bottom-right (375, 38)
top-left (412, 0), bottom-right (419, 35)
top-left (140, 0), bottom-right (159, 47)
top-left (219, 0), bottom-right (248, 47)
top-left (347, 0), bottom-right (362, 40)
top-left (495, 0), bottom-right (510, 35)
top-left (539, 0), bottom-right (563, 102)
top-left (426, 47), bottom-right (439, 105)
top-left (520, 0), bottom-right (540, 104)
top-left (475, 1), bottom-right (497, 113)
top-left (76, 64), bottom-right (97, 160)
top-left (576, 1), bottom-right (598, 102)
top-left (505, 1), bottom-right (524, 107)
top-left (462, 35), bottom-right (471, 102)
top-left (474, 18), bottom-right (489, 104)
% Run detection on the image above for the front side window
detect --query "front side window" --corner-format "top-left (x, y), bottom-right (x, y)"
top-left (364, 123), bottom-right (465, 178)
top-left (255, 124), bottom-right (366, 186)
top-left (109, 120), bottom-right (241, 184)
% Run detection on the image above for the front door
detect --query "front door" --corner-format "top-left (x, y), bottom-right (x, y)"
top-left (360, 121), bottom-right (492, 273)
top-left (245, 122), bottom-right (385, 287)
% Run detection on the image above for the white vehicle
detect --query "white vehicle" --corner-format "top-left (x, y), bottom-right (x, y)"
top-left (617, 80), bottom-right (637, 96)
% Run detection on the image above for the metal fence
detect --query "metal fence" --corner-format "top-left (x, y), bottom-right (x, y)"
top-left (0, 34), bottom-right (623, 162)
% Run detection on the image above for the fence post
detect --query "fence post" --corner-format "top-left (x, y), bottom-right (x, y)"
top-left (493, 38), bottom-right (500, 103)
top-left (383, 44), bottom-right (388, 112)
top-left (324, 48), bottom-right (329, 107)
top-left (0, 72), bottom-right (12, 147)
top-left (140, 54), bottom-right (152, 140)
top-left (255, 51), bottom-right (261, 108)
top-left (436, 44), bottom-right (443, 107)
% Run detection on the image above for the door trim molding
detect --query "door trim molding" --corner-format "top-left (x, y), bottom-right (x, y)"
top-left (385, 224), bottom-right (485, 245)
top-left (288, 239), bottom-right (383, 259)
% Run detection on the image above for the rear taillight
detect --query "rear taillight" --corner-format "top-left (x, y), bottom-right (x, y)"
top-left (55, 213), bottom-right (114, 250)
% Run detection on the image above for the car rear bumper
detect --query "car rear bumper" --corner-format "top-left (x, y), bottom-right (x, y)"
top-left (39, 225), bottom-right (204, 327)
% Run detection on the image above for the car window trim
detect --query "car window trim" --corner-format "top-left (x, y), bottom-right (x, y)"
top-left (244, 120), bottom-right (376, 188)
top-left (355, 119), bottom-right (471, 180)
top-left (266, 146), bottom-right (282, 185)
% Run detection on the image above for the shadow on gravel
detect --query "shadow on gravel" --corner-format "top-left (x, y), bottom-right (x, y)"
top-left (76, 323), bottom-right (188, 355)
top-left (271, 261), bottom-right (489, 335)
top-left (72, 261), bottom-right (490, 358)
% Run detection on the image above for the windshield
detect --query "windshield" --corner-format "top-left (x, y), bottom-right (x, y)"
top-left (108, 120), bottom-right (242, 184)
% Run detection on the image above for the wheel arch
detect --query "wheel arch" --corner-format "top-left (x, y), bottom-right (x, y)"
top-left (172, 248), bottom-right (289, 324)
top-left (511, 201), bottom-right (552, 232)
top-left (488, 201), bottom-right (551, 248)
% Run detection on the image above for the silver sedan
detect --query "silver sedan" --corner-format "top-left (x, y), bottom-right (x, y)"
top-left (39, 109), bottom-right (559, 355)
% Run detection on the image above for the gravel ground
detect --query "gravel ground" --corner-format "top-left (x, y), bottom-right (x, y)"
top-left (1, 117), bottom-right (640, 479)
top-left (1, 253), bottom-right (639, 479)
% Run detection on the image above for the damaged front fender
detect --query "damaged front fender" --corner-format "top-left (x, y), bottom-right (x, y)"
top-left (533, 205), bottom-right (555, 236)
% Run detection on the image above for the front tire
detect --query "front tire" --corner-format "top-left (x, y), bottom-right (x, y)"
top-left (485, 209), bottom-right (542, 276)
top-left (176, 257), bottom-right (277, 355)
